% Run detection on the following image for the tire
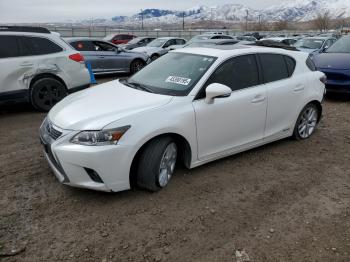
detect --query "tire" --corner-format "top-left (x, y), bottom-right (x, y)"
top-left (31, 78), bottom-right (67, 112)
top-left (293, 103), bottom-right (319, 140)
top-left (136, 137), bottom-right (177, 192)
top-left (150, 54), bottom-right (159, 61)
top-left (130, 59), bottom-right (145, 74)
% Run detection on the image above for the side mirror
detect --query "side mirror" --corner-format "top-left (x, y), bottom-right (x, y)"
top-left (320, 45), bottom-right (329, 53)
top-left (204, 83), bottom-right (232, 104)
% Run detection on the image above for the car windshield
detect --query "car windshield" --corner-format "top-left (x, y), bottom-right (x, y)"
top-left (147, 39), bottom-right (167, 47)
top-left (185, 42), bottom-right (215, 48)
top-left (294, 38), bottom-right (324, 49)
top-left (125, 52), bottom-right (217, 96)
top-left (103, 34), bottom-right (114, 41)
top-left (188, 35), bottom-right (211, 44)
top-left (326, 37), bottom-right (350, 53)
top-left (128, 38), bottom-right (142, 44)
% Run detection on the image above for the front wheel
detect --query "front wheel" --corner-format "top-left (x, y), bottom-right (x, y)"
top-left (30, 78), bottom-right (67, 112)
top-left (130, 59), bottom-right (145, 74)
top-left (293, 103), bottom-right (319, 140)
top-left (150, 54), bottom-right (159, 61)
top-left (136, 137), bottom-right (177, 192)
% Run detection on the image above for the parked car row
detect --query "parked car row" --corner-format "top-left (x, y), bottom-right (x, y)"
top-left (1, 26), bottom-right (349, 194)
top-left (1, 26), bottom-right (349, 114)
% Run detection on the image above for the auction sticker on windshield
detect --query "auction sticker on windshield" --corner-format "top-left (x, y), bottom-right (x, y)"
top-left (166, 76), bottom-right (191, 86)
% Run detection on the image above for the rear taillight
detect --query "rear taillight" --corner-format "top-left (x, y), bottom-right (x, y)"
top-left (320, 75), bottom-right (327, 84)
top-left (69, 53), bottom-right (84, 64)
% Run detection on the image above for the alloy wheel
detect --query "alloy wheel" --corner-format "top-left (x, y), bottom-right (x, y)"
top-left (158, 142), bottom-right (177, 187)
top-left (297, 106), bottom-right (318, 139)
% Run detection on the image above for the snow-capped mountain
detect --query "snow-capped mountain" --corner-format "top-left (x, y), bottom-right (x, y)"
top-left (264, 0), bottom-right (350, 21)
top-left (109, 0), bottom-right (350, 25)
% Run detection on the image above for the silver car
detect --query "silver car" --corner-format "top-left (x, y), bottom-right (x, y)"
top-left (67, 38), bottom-right (150, 75)
top-left (293, 37), bottom-right (337, 54)
top-left (133, 37), bottom-right (187, 60)
top-left (169, 34), bottom-right (233, 50)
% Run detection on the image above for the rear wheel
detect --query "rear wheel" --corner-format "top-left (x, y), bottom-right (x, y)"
top-left (136, 137), bottom-right (177, 192)
top-left (130, 59), bottom-right (145, 74)
top-left (293, 103), bottom-right (319, 140)
top-left (150, 54), bottom-right (159, 61)
top-left (31, 78), bottom-right (67, 112)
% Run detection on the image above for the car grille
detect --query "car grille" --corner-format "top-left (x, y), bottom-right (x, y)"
top-left (46, 121), bottom-right (62, 140)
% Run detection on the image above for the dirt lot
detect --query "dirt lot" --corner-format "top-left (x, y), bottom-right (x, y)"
top-left (0, 79), bottom-right (349, 262)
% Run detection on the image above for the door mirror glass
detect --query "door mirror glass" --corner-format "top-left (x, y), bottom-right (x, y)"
top-left (205, 83), bottom-right (231, 104)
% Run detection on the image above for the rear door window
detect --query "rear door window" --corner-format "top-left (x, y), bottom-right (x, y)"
top-left (284, 56), bottom-right (296, 76)
top-left (24, 36), bottom-right (63, 55)
top-left (176, 39), bottom-right (186, 45)
top-left (259, 54), bottom-right (289, 83)
top-left (0, 35), bottom-right (20, 58)
top-left (70, 41), bottom-right (95, 51)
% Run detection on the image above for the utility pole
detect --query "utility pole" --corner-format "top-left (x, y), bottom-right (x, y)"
top-left (245, 10), bottom-right (249, 32)
top-left (140, 9), bottom-right (144, 30)
top-left (258, 14), bottom-right (261, 31)
top-left (182, 12), bottom-right (185, 30)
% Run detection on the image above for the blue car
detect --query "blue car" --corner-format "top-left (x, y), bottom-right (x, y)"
top-left (313, 36), bottom-right (350, 94)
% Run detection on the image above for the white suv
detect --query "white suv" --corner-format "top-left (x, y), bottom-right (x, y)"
top-left (0, 26), bottom-right (91, 111)
top-left (40, 45), bottom-right (326, 192)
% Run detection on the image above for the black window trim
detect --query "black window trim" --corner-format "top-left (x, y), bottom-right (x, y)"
top-left (92, 40), bottom-right (118, 52)
top-left (20, 35), bottom-right (65, 56)
top-left (257, 53), bottom-right (296, 84)
top-left (0, 35), bottom-right (21, 59)
top-left (194, 53), bottom-right (264, 101)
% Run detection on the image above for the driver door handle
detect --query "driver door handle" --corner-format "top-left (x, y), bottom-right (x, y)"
top-left (251, 94), bottom-right (266, 104)
top-left (98, 56), bottom-right (105, 58)
top-left (20, 61), bottom-right (34, 67)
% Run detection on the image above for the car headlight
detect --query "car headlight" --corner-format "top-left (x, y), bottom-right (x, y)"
top-left (70, 126), bottom-right (130, 146)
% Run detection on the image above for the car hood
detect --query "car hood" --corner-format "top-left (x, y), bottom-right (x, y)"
top-left (49, 80), bottom-right (173, 131)
top-left (133, 46), bottom-right (161, 54)
top-left (313, 53), bottom-right (350, 70)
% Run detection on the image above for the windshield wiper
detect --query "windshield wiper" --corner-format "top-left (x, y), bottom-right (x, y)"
top-left (123, 80), bottom-right (154, 93)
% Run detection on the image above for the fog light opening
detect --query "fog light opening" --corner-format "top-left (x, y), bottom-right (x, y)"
top-left (84, 168), bottom-right (104, 183)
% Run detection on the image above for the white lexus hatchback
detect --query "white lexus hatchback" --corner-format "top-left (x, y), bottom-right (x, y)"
top-left (40, 45), bottom-right (326, 192)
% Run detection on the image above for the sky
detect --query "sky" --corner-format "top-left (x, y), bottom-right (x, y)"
top-left (0, 0), bottom-right (284, 23)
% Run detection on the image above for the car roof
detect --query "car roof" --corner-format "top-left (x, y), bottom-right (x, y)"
top-left (135, 36), bottom-right (155, 39)
top-left (0, 31), bottom-right (56, 37)
top-left (65, 37), bottom-right (108, 42)
top-left (173, 45), bottom-right (307, 59)
top-left (303, 37), bottom-right (330, 40)
top-left (157, 37), bottom-right (186, 40)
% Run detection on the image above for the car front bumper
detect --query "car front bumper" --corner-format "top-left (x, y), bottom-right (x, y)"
top-left (39, 119), bottom-right (134, 192)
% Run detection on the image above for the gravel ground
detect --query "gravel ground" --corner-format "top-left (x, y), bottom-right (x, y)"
top-left (0, 80), bottom-right (349, 262)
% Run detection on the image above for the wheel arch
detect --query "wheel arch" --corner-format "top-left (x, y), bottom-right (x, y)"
top-left (129, 58), bottom-right (146, 71)
top-left (30, 73), bottom-right (67, 91)
top-left (129, 132), bottom-right (192, 188)
top-left (307, 100), bottom-right (323, 123)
